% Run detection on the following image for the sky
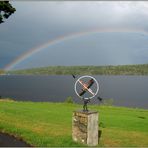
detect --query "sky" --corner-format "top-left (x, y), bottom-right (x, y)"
top-left (0, 1), bottom-right (148, 70)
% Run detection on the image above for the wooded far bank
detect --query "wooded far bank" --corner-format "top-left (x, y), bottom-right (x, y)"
top-left (5, 64), bottom-right (148, 75)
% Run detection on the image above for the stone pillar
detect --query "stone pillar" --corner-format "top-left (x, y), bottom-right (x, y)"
top-left (72, 110), bottom-right (98, 146)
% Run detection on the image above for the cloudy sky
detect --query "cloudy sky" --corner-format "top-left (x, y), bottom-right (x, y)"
top-left (1, 1), bottom-right (148, 70)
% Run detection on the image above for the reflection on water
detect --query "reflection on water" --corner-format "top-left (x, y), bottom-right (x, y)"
top-left (0, 75), bottom-right (148, 109)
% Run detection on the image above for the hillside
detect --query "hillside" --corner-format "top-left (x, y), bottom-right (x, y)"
top-left (0, 99), bottom-right (148, 147)
top-left (7, 64), bottom-right (148, 75)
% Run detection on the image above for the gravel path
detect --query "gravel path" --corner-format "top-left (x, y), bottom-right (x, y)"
top-left (0, 133), bottom-right (31, 147)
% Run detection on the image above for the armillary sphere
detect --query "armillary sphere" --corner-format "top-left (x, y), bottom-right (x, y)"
top-left (74, 75), bottom-right (99, 99)
top-left (74, 75), bottom-right (99, 111)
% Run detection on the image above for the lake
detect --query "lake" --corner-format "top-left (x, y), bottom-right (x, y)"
top-left (0, 75), bottom-right (148, 109)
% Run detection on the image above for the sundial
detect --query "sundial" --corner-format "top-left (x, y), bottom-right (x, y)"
top-left (74, 75), bottom-right (100, 111)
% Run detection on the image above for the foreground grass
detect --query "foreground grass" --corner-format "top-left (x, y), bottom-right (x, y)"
top-left (7, 64), bottom-right (148, 75)
top-left (0, 100), bottom-right (148, 147)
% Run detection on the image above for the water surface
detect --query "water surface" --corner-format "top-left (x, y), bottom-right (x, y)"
top-left (0, 75), bottom-right (148, 109)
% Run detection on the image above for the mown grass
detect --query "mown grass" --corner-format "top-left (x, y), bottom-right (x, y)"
top-left (0, 99), bottom-right (148, 147)
top-left (7, 64), bottom-right (148, 75)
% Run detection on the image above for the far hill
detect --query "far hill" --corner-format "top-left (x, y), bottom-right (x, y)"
top-left (7, 64), bottom-right (148, 75)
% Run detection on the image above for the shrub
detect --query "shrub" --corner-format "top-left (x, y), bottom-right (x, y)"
top-left (65, 96), bottom-right (73, 104)
top-left (102, 98), bottom-right (114, 106)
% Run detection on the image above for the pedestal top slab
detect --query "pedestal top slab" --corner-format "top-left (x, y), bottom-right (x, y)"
top-left (73, 110), bottom-right (98, 115)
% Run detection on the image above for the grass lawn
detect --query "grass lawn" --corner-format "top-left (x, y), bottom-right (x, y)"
top-left (0, 99), bottom-right (148, 147)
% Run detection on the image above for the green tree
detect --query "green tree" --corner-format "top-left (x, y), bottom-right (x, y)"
top-left (65, 96), bottom-right (73, 104)
top-left (0, 1), bottom-right (16, 24)
top-left (102, 98), bottom-right (114, 106)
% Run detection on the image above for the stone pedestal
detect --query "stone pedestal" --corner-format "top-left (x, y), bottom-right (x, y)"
top-left (72, 110), bottom-right (98, 146)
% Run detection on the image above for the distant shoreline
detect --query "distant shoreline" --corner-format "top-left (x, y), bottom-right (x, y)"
top-left (6, 64), bottom-right (148, 75)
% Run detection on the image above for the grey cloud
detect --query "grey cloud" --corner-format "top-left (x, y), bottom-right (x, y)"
top-left (1, 1), bottom-right (148, 69)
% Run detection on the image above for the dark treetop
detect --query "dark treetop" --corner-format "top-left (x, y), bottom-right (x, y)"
top-left (0, 1), bottom-right (16, 24)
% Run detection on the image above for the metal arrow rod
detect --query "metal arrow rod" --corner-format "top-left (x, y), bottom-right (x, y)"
top-left (78, 80), bottom-right (95, 96)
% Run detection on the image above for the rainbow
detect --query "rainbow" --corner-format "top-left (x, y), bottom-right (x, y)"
top-left (4, 28), bottom-right (148, 71)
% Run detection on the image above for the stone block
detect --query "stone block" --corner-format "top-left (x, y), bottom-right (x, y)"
top-left (72, 110), bottom-right (98, 146)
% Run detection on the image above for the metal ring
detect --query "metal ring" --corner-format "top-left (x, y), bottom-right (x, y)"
top-left (74, 75), bottom-right (99, 99)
